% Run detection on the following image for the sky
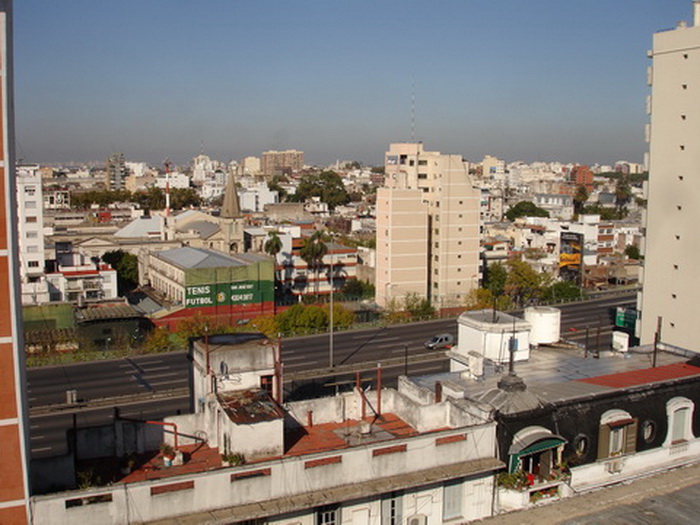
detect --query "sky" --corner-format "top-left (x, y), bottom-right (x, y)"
top-left (13, 0), bottom-right (693, 168)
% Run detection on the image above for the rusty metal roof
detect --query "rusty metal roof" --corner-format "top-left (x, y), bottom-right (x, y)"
top-left (217, 389), bottom-right (285, 424)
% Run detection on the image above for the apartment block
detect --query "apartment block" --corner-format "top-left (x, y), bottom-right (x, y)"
top-left (639, 3), bottom-right (700, 350)
top-left (377, 143), bottom-right (480, 310)
top-left (16, 164), bottom-right (49, 304)
top-left (261, 149), bottom-right (304, 177)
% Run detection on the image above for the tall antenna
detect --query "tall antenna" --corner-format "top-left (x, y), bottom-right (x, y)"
top-left (411, 80), bottom-right (416, 142)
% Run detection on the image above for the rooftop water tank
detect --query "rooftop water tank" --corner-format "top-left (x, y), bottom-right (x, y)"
top-left (524, 306), bottom-right (561, 345)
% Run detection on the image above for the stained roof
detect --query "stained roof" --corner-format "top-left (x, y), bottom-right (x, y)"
top-left (217, 389), bottom-right (285, 424)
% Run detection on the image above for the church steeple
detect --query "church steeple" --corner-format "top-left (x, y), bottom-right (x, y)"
top-left (221, 173), bottom-right (241, 218)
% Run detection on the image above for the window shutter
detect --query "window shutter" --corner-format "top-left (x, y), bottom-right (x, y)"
top-left (624, 419), bottom-right (638, 454)
top-left (597, 424), bottom-right (611, 459)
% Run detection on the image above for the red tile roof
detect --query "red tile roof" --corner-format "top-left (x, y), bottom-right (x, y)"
top-left (576, 362), bottom-right (700, 389)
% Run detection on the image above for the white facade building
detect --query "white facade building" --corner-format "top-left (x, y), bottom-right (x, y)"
top-left (639, 3), bottom-right (700, 349)
top-left (16, 165), bottom-right (49, 304)
top-left (154, 172), bottom-right (190, 190)
top-left (239, 182), bottom-right (279, 212)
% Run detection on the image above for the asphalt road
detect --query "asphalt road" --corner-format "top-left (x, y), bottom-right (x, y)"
top-left (26, 291), bottom-right (637, 458)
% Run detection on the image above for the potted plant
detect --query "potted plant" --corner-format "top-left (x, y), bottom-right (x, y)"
top-left (160, 443), bottom-right (176, 467)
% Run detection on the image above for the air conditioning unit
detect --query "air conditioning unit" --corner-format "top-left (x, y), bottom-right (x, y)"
top-left (407, 515), bottom-right (427, 525)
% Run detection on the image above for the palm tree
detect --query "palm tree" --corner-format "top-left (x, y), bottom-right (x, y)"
top-left (299, 230), bottom-right (328, 300)
top-left (264, 231), bottom-right (283, 293)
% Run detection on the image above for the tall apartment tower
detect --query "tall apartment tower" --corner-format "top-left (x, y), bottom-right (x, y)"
top-left (106, 152), bottom-right (127, 190)
top-left (638, 2), bottom-right (700, 350)
top-left (376, 143), bottom-right (480, 310)
top-left (261, 149), bottom-right (304, 177)
top-left (0, 1), bottom-right (32, 522)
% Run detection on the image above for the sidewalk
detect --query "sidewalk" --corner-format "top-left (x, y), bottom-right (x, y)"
top-left (473, 462), bottom-right (700, 524)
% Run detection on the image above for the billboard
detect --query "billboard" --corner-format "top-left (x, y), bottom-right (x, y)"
top-left (559, 231), bottom-right (583, 283)
top-left (185, 281), bottom-right (263, 308)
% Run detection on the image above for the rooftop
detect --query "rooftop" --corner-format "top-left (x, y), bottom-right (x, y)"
top-left (153, 246), bottom-right (267, 269)
top-left (117, 412), bottom-right (418, 484)
top-left (412, 345), bottom-right (697, 410)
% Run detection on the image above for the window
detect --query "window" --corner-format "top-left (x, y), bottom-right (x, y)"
top-left (418, 160), bottom-right (427, 166)
top-left (27, 246), bottom-right (38, 253)
top-left (24, 186), bottom-right (36, 195)
top-left (28, 261), bottom-right (40, 268)
top-left (316, 504), bottom-right (339, 525)
top-left (381, 492), bottom-right (403, 525)
top-left (665, 397), bottom-right (694, 446)
top-left (597, 410), bottom-right (637, 459)
top-left (25, 201), bottom-right (37, 209)
top-left (642, 421), bottom-right (656, 443)
top-left (260, 375), bottom-right (273, 394)
top-left (26, 216), bottom-right (37, 223)
top-left (418, 173), bottom-right (427, 179)
top-left (26, 231), bottom-right (38, 239)
top-left (442, 480), bottom-right (462, 520)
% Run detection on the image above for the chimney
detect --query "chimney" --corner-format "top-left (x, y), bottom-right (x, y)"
top-left (435, 381), bottom-right (443, 403)
top-left (695, 0), bottom-right (700, 27)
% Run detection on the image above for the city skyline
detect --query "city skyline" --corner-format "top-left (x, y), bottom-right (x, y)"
top-left (15, 0), bottom-right (689, 167)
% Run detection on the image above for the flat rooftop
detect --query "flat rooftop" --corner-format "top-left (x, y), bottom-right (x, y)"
top-left (414, 345), bottom-right (699, 407)
top-left (117, 412), bottom-right (418, 483)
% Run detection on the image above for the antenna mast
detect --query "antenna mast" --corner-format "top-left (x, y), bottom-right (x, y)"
top-left (411, 80), bottom-right (416, 142)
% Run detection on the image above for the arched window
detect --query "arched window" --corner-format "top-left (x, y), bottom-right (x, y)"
top-left (664, 397), bottom-right (695, 446)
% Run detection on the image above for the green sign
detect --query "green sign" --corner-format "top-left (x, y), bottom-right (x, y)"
top-left (615, 307), bottom-right (636, 330)
top-left (185, 281), bottom-right (262, 308)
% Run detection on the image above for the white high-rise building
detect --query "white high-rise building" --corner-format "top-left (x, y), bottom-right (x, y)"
top-left (638, 2), bottom-right (700, 350)
top-left (376, 143), bottom-right (480, 310)
top-left (16, 165), bottom-right (48, 304)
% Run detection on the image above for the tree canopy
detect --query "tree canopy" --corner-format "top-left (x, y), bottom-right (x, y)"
top-left (505, 201), bottom-right (550, 221)
top-left (292, 170), bottom-right (350, 210)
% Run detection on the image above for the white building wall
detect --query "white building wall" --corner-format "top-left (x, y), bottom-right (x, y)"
top-left (639, 17), bottom-right (700, 349)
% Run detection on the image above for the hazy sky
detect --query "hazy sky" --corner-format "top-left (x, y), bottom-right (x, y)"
top-left (14, 1), bottom-right (692, 167)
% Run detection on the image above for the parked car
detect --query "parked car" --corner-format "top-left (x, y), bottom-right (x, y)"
top-left (424, 333), bottom-right (455, 350)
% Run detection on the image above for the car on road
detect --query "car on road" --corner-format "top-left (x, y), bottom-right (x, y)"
top-left (424, 333), bottom-right (455, 350)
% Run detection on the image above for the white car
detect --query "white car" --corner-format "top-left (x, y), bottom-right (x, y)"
top-left (424, 333), bottom-right (455, 350)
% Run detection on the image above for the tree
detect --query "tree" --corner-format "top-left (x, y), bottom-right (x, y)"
top-left (541, 280), bottom-right (582, 303)
top-left (295, 170), bottom-right (350, 210)
top-left (624, 244), bottom-right (641, 260)
top-left (141, 326), bottom-right (177, 353)
top-left (402, 293), bottom-right (435, 320)
top-left (299, 230), bottom-right (328, 298)
top-left (102, 250), bottom-right (138, 294)
top-left (464, 288), bottom-right (511, 311)
top-left (573, 184), bottom-right (589, 215)
top-left (505, 260), bottom-right (549, 307)
top-left (170, 187), bottom-right (201, 209)
top-left (264, 231), bottom-right (283, 282)
top-left (484, 263), bottom-right (507, 297)
top-left (505, 201), bottom-right (550, 222)
top-left (615, 175), bottom-right (632, 214)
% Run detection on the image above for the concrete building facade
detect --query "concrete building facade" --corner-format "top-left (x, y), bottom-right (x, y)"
top-left (377, 143), bottom-right (481, 310)
top-left (16, 164), bottom-right (49, 304)
top-left (261, 149), bottom-right (304, 177)
top-left (639, 3), bottom-right (700, 349)
top-left (0, 2), bottom-right (32, 522)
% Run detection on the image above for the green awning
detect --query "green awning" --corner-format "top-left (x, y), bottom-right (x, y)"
top-left (508, 437), bottom-right (566, 473)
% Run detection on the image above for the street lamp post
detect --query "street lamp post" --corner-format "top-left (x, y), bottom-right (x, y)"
top-left (329, 250), bottom-right (334, 368)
